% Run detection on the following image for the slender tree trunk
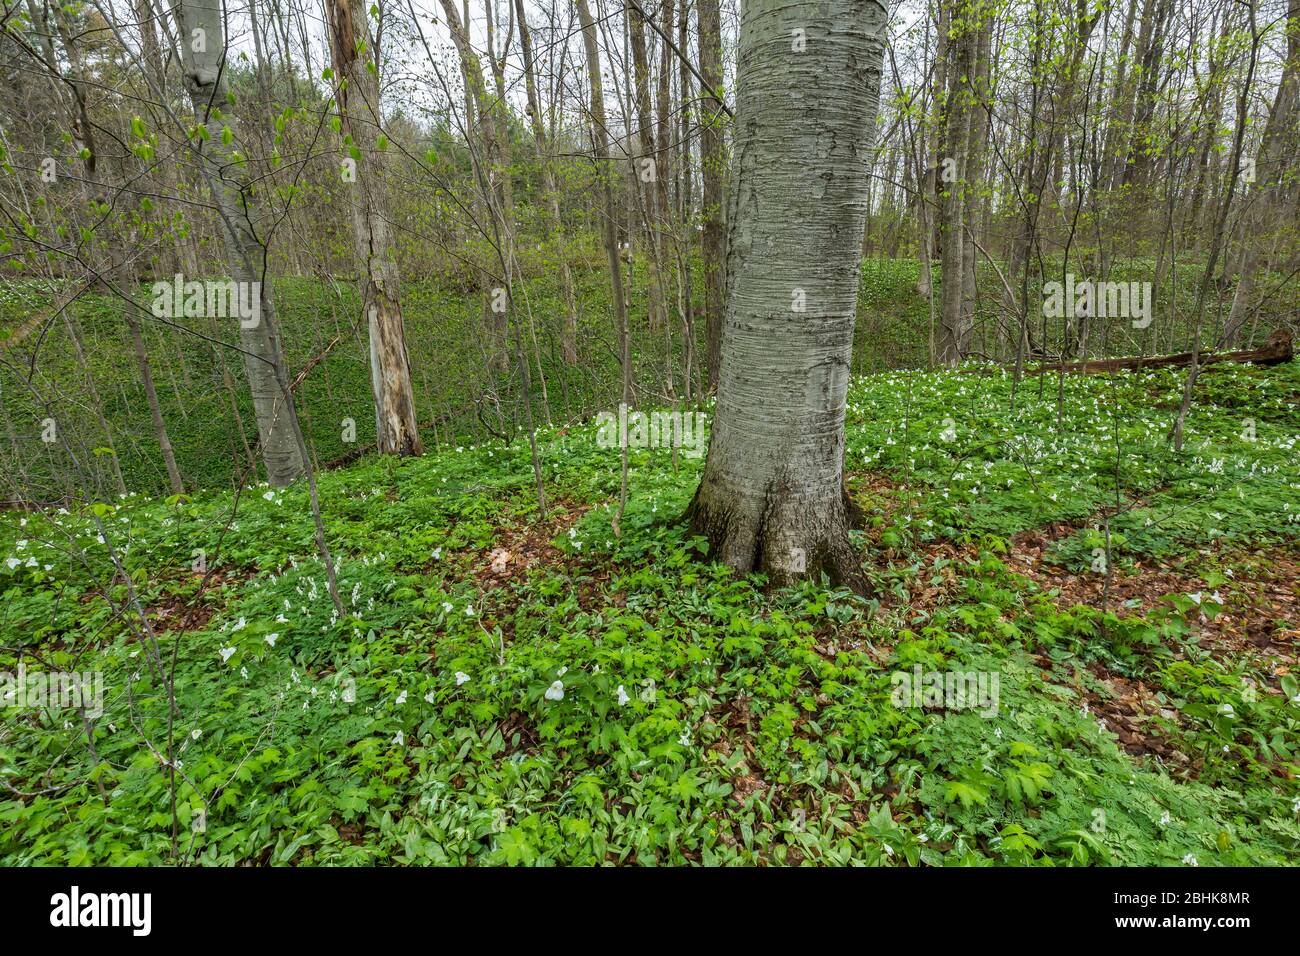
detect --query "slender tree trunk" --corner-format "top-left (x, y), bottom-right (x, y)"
top-left (575, 0), bottom-right (633, 530)
top-left (174, 0), bottom-right (305, 486)
top-left (325, 0), bottom-right (423, 456)
top-left (960, 14), bottom-right (993, 340)
top-left (514, 0), bottom-right (579, 364)
top-left (440, 0), bottom-right (511, 369)
top-left (62, 311), bottom-right (129, 497)
top-left (124, 294), bottom-right (183, 495)
top-left (937, 22), bottom-right (974, 365)
top-left (697, 0), bottom-right (726, 391)
top-left (626, 1), bottom-right (669, 335)
top-left (1223, 0), bottom-right (1299, 347)
top-left (917, 2), bottom-right (950, 301)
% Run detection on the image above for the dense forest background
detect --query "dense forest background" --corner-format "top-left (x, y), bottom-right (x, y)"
top-left (1, 0), bottom-right (1295, 498)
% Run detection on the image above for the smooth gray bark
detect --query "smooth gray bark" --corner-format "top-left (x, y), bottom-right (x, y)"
top-left (173, 0), bottom-right (305, 486)
top-left (687, 0), bottom-right (887, 591)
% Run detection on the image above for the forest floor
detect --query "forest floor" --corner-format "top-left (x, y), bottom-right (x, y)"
top-left (2, 358), bottom-right (1299, 865)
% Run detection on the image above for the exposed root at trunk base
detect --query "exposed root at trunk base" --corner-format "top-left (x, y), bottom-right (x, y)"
top-left (684, 473), bottom-right (870, 596)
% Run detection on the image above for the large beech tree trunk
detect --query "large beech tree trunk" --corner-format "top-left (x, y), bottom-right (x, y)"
top-left (325, 0), bottom-right (423, 456)
top-left (686, 0), bottom-right (887, 591)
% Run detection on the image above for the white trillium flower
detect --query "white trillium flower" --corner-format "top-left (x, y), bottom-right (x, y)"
top-left (616, 685), bottom-right (630, 707)
top-left (455, 671), bottom-right (471, 686)
top-left (396, 691), bottom-right (407, 705)
top-left (219, 646), bottom-right (237, 662)
top-left (544, 680), bottom-right (565, 701)
top-left (392, 730), bottom-right (404, 746)
top-left (265, 633), bottom-right (278, 647)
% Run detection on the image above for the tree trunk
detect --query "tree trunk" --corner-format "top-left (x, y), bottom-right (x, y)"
top-left (439, 0), bottom-right (511, 367)
top-left (917, 2), bottom-right (950, 301)
top-left (697, 0), bottom-right (727, 392)
top-left (124, 294), bottom-right (184, 495)
top-left (575, 0), bottom-right (634, 531)
top-left (325, 0), bottom-right (423, 456)
top-left (174, 0), bottom-right (305, 487)
top-left (514, 0), bottom-right (579, 365)
top-left (1222, 0), bottom-right (1299, 347)
top-left (937, 22), bottom-right (973, 365)
top-left (960, 14), bottom-right (993, 342)
top-left (626, 1), bottom-right (669, 334)
top-left (686, 0), bottom-right (887, 592)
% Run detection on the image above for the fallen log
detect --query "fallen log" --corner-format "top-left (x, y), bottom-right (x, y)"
top-left (1026, 328), bottom-right (1293, 375)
